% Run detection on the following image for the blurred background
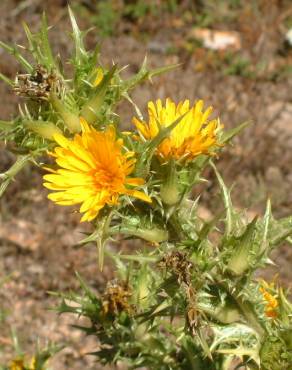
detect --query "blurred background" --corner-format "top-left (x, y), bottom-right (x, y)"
top-left (0, 0), bottom-right (292, 368)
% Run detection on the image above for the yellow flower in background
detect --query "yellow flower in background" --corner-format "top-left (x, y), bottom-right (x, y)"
top-left (9, 357), bottom-right (36, 370)
top-left (133, 98), bottom-right (223, 161)
top-left (259, 281), bottom-right (278, 318)
top-left (43, 119), bottom-right (151, 222)
top-left (10, 358), bottom-right (26, 370)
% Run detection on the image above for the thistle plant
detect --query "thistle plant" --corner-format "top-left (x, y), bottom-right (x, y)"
top-left (1, 9), bottom-right (292, 370)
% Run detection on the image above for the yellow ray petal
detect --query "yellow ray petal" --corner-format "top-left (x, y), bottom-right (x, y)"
top-left (126, 177), bottom-right (145, 186)
top-left (126, 189), bottom-right (152, 203)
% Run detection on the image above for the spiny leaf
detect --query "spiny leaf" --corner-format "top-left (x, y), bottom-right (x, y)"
top-left (0, 73), bottom-right (14, 86)
top-left (135, 111), bottom-right (188, 177)
top-left (122, 57), bottom-right (180, 92)
top-left (23, 17), bottom-right (56, 70)
top-left (220, 121), bottom-right (251, 144)
top-left (34, 343), bottom-right (64, 370)
top-left (149, 63), bottom-right (181, 79)
top-left (78, 228), bottom-right (103, 245)
top-left (22, 21), bottom-right (41, 66)
top-left (0, 41), bottom-right (33, 72)
top-left (68, 6), bottom-right (87, 65)
top-left (211, 162), bottom-right (235, 237)
top-left (0, 120), bottom-right (15, 132)
top-left (113, 254), bottom-right (158, 263)
top-left (81, 65), bottom-right (117, 124)
top-left (40, 13), bottom-right (56, 68)
top-left (197, 328), bottom-right (213, 360)
top-left (0, 154), bottom-right (34, 198)
top-left (194, 211), bottom-right (224, 249)
top-left (271, 216), bottom-right (292, 246)
top-left (75, 271), bottom-right (99, 302)
top-left (227, 217), bottom-right (258, 276)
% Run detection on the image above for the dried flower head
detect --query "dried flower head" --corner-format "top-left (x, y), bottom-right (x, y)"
top-left (159, 251), bottom-right (193, 285)
top-left (43, 119), bottom-right (151, 222)
top-left (14, 64), bottom-right (59, 99)
top-left (133, 98), bottom-right (223, 161)
top-left (102, 280), bottom-right (133, 316)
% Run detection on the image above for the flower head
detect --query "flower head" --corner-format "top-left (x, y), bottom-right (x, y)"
top-left (259, 281), bottom-right (278, 318)
top-left (133, 98), bottom-right (223, 161)
top-left (43, 119), bottom-right (151, 222)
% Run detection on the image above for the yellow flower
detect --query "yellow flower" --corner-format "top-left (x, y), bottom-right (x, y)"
top-left (133, 98), bottom-right (223, 161)
top-left (259, 281), bottom-right (278, 318)
top-left (43, 119), bottom-right (151, 222)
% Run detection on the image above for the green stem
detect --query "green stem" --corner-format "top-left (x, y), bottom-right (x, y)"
top-left (169, 213), bottom-right (186, 241)
top-left (0, 154), bottom-right (33, 197)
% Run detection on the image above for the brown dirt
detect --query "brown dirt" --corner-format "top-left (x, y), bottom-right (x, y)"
top-left (0, 0), bottom-right (292, 369)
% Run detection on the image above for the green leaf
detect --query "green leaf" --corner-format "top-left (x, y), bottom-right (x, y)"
top-left (0, 154), bottom-right (34, 197)
top-left (40, 13), bottom-right (56, 68)
top-left (23, 21), bottom-right (37, 56)
top-left (68, 6), bottom-right (87, 65)
top-left (135, 111), bottom-right (188, 177)
top-left (211, 162), bottom-right (235, 237)
top-left (220, 121), bottom-right (251, 144)
top-left (197, 328), bottom-right (213, 360)
top-left (75, 271), bottom-right (99, 302)
top-left (34, 343), bottom-right (63, 370)
top-left (227, 217), bottom-right (258, 276)
top-left (149, 63), bottom-right (181, 79)
top-left (122, 56), bottom-right (180, 92)
top-left (271, 216), bottom-right (292, 246)
top-left (80, 65), bottom-right (117, 124)
top-left (194, 211), bottom-right (224, 249)
top-left (262, 199), bottom-right (272, 245)
top-left (113, 254), bottom-right (158, 263)
top-left (23, 17), bottom-right (56, 70)
top-left (50, 92), bottom-right (81, 133)
top-left (0, 120), bottom-right (15, 132)
top-left (0, 73), bottom-right (14, 86)
top-left (0, 41), bottom-right (33, 72)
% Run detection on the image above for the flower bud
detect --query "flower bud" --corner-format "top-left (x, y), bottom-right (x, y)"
top-left (227, 218), bottom-right (258, 276)
top-left (50, 92), bottom-right (81, 133)
top-left (81, 66), bottom-right (116, 124)
top-left (160, 160), bottom-right (180, 206)
top-left (24, 120), bottom-right (63, 140)
top-left (129, 227), bottom-right (168, 244)
top-left (227, 251), bottom-right (250, 276)
top-left (135, 267), bottom-right (150, 307)
top-left (81, 91), bottom-right (105, 125)
top-left (93, 67), bottom-right (104, 87)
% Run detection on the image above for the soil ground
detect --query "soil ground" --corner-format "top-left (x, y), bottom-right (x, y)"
top-left (0, 0), bottom-right (292, 369)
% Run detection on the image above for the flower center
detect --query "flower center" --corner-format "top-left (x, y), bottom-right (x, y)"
top-left (92, 165), bottom-right (125, 191)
